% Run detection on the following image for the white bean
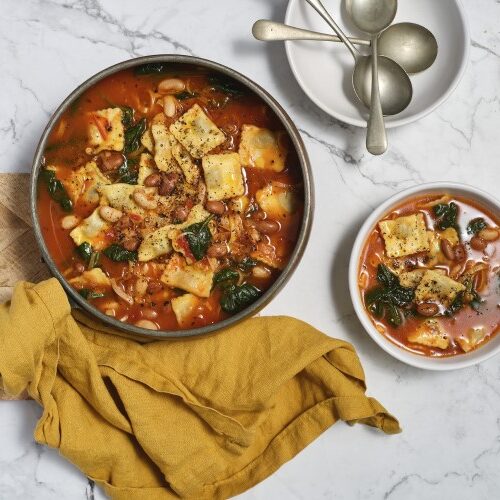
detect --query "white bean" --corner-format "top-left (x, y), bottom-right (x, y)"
top-left (133, 189), bottom-right (157, 210)
top-left (478, 228), bottom-right (499, 241)
top-left (61, 215), bottom-right (80, 230)
top-left (162, 95), bottom-right (177, 118)
top-left (99, 205), bottom-right (123, 223)
top-left (252, 265), bottom-right (272, 279)
top-left (135, 319), bottom-right (159, 330)
top-left (158, 78), bottom-right (185, 94)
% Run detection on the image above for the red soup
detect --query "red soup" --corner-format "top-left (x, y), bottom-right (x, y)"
top-left (37, 64), bottom-right (304, 331)
top-left (358, 193), bottom-right (499, 357)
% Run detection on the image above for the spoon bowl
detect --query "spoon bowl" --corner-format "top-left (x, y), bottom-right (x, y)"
top-left (353, 54), bottom-right (413, 114)
top-left (379, 22), bottom-right (438, 74)
top-left (345, 0), bottom-right (397, 34)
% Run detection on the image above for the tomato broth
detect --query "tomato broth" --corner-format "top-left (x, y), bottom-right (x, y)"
top-left (358, 193), bottom-right (499, 357)
top-left (37, 64), bottom-right (304, 331)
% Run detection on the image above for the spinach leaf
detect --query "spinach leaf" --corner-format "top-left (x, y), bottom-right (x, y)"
top-left (76, 242), bottom-right (92, 262)
top-left (40, 169), bottom-right (73, 212)
top-left (88, 250), bottom-right (100, 269)
top-left (467, 217), bottom-right (487, 235)
top-left (365, 264), bottom-right (414, 327)
top-left (213, 268), bottom-right (239, 287)
top-left (124, 118), bottom-right (147, 155)
top-left (103, 244), bottom-right (138, 262)
top-left (134, 63), bottom-right (171, 75)
top-left (120, 106), bottom-right (134, 127)
top-left (175, 91), bottom-right (198, 100)
top-left (220, 284), bottom-right (261, 313)
top-left (78, 289), bottom-right (105, 300)
top-left (433, 202), bottom-right (459, 231)
top-left (238, 257), bottom-right (258, 271)
top-left (208, 75), bottom-right (247, 97)
top-left (116, 159), bottom-right (138, 184)
top-left (377, 264), bottom-right (398, 288)
top-left (183, 216), bottom-right (213, 261)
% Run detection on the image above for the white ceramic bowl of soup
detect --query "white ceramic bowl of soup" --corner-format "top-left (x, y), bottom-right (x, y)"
top-left (349, 182), bottom-right (500, 370)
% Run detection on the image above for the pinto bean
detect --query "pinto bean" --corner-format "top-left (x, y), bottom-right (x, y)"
top-left (255, 219), bottom-right (280, 235)
top-left (440, 238), bottom-right (455, 260)
top-left (205, 200), bottom-right (226, 215)
top-left (207, 243), bottom-right (228, 258)
top-left (96, 150), bottom-right (124, 172)
top-left (122, 237), bottom-right (141, 252)
top-left (453, 243), bottom-right (467, 262)
top-left (158, 172), bottom-right (179, 196)
top-left (417, 302), bottom-right (439, 317)
top-left (470, 236), bottom-right (487, 251)
top-left (99, 205), bottom-right (123, 223)
top-left (174, 205), bottom-right (189, 222)
top-left (115, 215), bottom-right (132, 230)
top-left (478, 228), bottom-right (499, 241)
top-left (143, 173), bottom-right (162, 187)
top-left (158, 78), bottom-right (185, 94)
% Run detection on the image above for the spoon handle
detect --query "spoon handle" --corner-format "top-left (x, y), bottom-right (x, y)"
top-left (366, 36), bottom-right (387, 155)
top-left (252, 20), bottom-right (370, 46)
top-left (304, 0), bottom-right (359, 59)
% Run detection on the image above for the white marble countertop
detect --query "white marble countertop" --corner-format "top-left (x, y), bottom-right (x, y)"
top-left (1, 0), bottom-right (499, 499)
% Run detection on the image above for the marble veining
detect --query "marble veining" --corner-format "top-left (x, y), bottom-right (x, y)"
top-left (0, 0), bottom-right (499, 499)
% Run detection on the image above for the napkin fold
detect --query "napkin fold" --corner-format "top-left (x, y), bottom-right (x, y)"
top-left (0, 279), bottom-right (400, 499)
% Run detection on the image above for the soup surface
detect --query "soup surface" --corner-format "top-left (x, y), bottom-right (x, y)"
top-left (38, 63), bottom-right (304, 331)
top-left (358, 193), bottom-right (499, 357)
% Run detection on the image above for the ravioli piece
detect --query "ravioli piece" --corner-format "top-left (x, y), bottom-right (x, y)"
top-left (151, 122), bottom-right (180, 173)
top-left (161, 254), bottom-right (214, 298)
top-left (99, 184), bottom-right (156, 216)
top-left (407, 319), bottom-right (449, 350)
top-left (169, 104), bottom-right (225, 158)
top-left (457, 327), bottom-right (488, 353)
top-left (65, 161), bottom-right (111, 206)
top-left (69, 268), bottom-right (111, 289)
top-left (427, 228), bottom-right (460, 267)
top-left (87, 108), bottom-right (124, 154)
top-left (138, 204), bottom-right (210, 262)
top-left (171, 293), bottom-right (200, 327)
top-left (398, 269), bottom-right (426, 289)
top-left (171, 141), bottom-right (199, 184)
top-left (238, 125), bottom-right (287, 172)
top-left (202, 153), bottom-right (245, 201)
top-left (255, 182), bottom-right (297, 219)
top-left (70, 208), bottom-right (110, 249)
top-left (141, 128), bottom-right (154, 153)
top-left (138, 226), bottom-right (173, 262)
top-left (137, 153), bottom-right (156, 185)
top-left (415, 270), bottom-right (466, 307)
top-left (398, 268), bottom-right (445, 289)
top-left (379, 213), bottom-right (430, 258)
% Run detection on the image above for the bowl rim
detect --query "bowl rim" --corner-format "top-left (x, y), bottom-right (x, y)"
top-left (30, 54), bottom-right (314, 339)
top-left (284, 0), bottom-right (471, 128)
top-left (348, 182), bottom-right (500, 370)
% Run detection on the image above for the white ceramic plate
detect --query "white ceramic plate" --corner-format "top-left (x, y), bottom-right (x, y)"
top-left (348, 183), bottom-right (500, 371)
top-left (285, 0), bottom-right (470, 128)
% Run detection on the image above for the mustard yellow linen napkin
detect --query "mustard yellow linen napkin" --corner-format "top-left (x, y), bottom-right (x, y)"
top-left (0, 279), bottom-right (400, 499)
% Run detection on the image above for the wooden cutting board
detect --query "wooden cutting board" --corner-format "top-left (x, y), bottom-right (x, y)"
top-left (0, 173), bottom-right (51, 400)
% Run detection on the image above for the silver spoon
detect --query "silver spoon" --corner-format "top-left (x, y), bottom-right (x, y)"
top-left (304, 0), bottom-right (412, 148)
top-left (347, 0), bottom-right (398, 154)
top-left (252, 20), bottom-right (437, 74)
top-left (378, 22), bottom-right (438, 74)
